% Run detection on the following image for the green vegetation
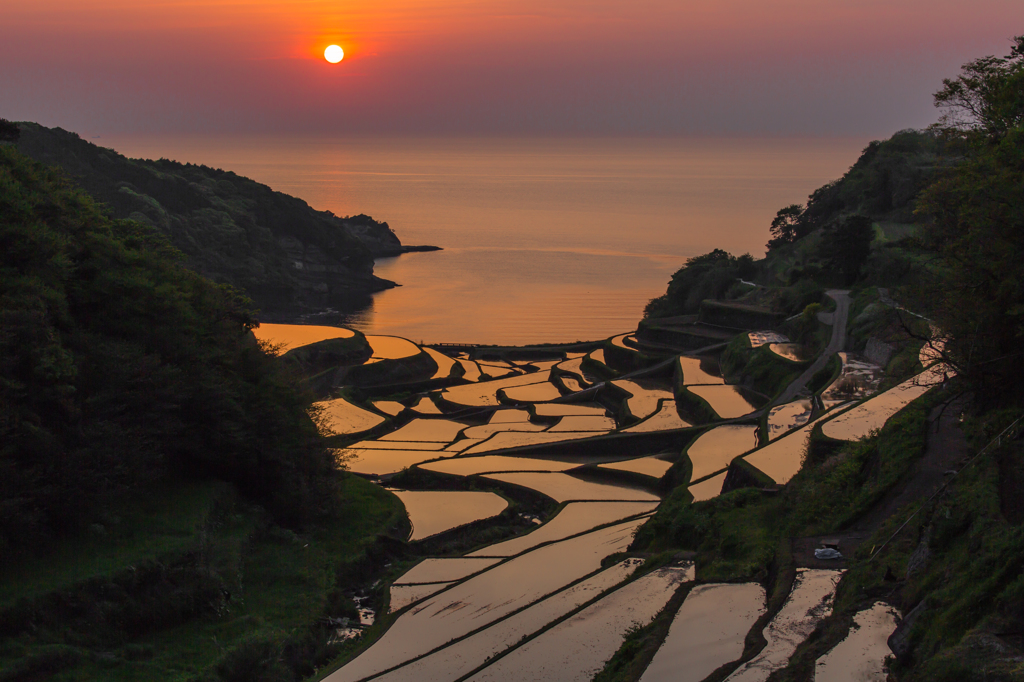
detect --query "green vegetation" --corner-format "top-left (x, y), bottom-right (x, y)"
top-left (0, 145), bottom-right (404, 680)
top-left (914, 37), bottom-right (1024, 406)
top-left (618, 36), bottom-right (1024, 681)
top-left (14, 123), bottom-right (403, 314)
top-left (644, 249), bottom-right (756, 318)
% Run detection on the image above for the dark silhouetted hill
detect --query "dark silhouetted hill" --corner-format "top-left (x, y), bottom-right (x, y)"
top-left (15, 123), bottom-right (410, 315)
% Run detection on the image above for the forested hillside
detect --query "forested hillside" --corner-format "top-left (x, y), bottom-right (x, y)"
top-left (15, 123), bottom-right (405, 315)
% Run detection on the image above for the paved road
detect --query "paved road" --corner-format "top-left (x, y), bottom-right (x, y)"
top-left (771, 289), bottom-right (851, 407)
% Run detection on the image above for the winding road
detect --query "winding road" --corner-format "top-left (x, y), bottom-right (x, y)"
top-left (771, 289), bottom-right (851, 407)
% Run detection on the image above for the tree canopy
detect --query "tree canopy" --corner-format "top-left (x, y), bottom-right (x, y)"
top-left (0, 146), bottom-right (341, 553)
top-left (917, 35), bottom-right (1024, 405)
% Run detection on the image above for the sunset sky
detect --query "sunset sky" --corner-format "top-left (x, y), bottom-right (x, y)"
top-left (1, 0), bottom-right (1020, 136)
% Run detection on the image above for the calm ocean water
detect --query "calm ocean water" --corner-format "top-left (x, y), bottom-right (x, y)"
top-left (97, 135), bottom-right (868, 345)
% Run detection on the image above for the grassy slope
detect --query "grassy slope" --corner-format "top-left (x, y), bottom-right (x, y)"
top-left (0, 475), bottom-right (403, 682)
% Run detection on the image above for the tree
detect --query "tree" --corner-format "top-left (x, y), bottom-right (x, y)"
top-left (819, 215), bottom-right (873, 286)
top-left (916, 36), bottom-right (1024, 406)
top-left (766, 204), bottom-right (805, 250)
top-left (933, 35), bottom-right (1024, 143)
top-left (0, 118), bottom-right (18, 143)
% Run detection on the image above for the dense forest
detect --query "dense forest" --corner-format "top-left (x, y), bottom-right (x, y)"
top-left (0, 142), bottom-right (403, 681)
top-left (14, 124), bottom-right (406, 315)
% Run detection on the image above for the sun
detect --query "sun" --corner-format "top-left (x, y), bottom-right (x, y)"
top-left (324, 45), bottom-right (344, 63)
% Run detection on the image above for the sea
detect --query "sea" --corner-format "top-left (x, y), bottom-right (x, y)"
top-left (95, 134), bottom-right (869, 345)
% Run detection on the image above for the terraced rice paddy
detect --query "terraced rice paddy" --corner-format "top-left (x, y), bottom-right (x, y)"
top-left (422, 346), bottom-right (459, 379)
top-left (455, 357), bottom-right (483, 382)
top-left (548, 415), bottom-right (617, 431)
top-left (726, 569), bottom-right (842, 681)
top-left (561, 376), bottom-right (585, 392)
top-left (490, 408), bottom-right (533, 422)
top-left (380, 418), bottom-right (470, 442)
top-left (686, 424), bottom-right (759, 481)
top-left (420, 456), bottom-right (582, 476)
top-left (468, 566), bottom-right (689, 682)
top-left (372, 561), bottom-right (641, 682)
top-left (338, 448), bottom-right (457, 476)
top-left (348, 440), bottom-right (446, 450)
top-left (641, 583), bottom-right (766, 682)
top-left (389, 583), bottom-right (453, 612)
top-left (676, 356), bottom-right (724, 385)
top-left (742, 416), bottom-right (825, 484)
top-left (534, 403), bottom-right (607, 417)
top-left (820, 374), bottom-right (933, 441)
top-left (814, 602), bottom-right (899, 682)
top-left (409, 396), bottom-right (443, 414)
top-left (502, 381), bottom-right (564, 402)
top-left (251, 322), bottom-right (355, 352)
top-left (366, 335), bottom-right (422, 360)
top-left (821, 352), bottom-right (884, 401)
top-left (326, 519), bottom-right (645, 682)
top-left (688, 471), bottom-right (727, 501)
top-left (467, 502), bottom-right (658, 557)
top-left (393, 557), bottom-right (502, 585)
top-left (613, 379), bottom-right (675, 420)
top-left (461, 430), bottom-right (599, 454)
top-left (625, 400), bottom-right (691, 432)
top-left (767, 400), bottom-right (813, 440)
top-left (321, 329), bottom-right (937, 682)
top-left (598, 456), bottom-right (674, 479)
top-left (392, 490), bottom-right (509, 541)
top-left (315, 397), bottom-right (386, 436)
top-left (442, 371), bottom-right (555, 407)
top-left (687, 385), bottom-right (759, 419)
top-left (373, 400), bottom-right (406, 416)
top-left (482, 472), bottom-right (660, 502)
top-left (768, 343), bottom-right (812, 362)
top-left (461, 421), bottom-right (549, 440)
top-left (748, 331), bottom-right (789, 348)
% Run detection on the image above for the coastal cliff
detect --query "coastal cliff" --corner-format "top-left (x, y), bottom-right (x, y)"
top-left (14, 123), bottom-right (420, 315)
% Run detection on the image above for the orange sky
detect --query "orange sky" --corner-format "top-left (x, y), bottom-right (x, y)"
top-left (1, 0), bottom-right (1020, 135)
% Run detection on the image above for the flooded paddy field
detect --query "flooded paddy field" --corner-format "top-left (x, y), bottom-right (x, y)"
top-left (726, 569), bottom-right (842, 681)
top-left (326, 519), bottom-right (645, 682)
top-left (598, 455), bottom-right (674, 479)
top-left (676, 356), bottom-right (724, 385)
top-left (624, 399), bottom-right (692, 432)
top-left (814, 602), bottom-right (899, 682)
top-left (686, 384), bottom-right (760, 419)
top-left (688, 471), bottom-right (728, 501)
top-left (467, 502), bottom-right (658, 557)
top-left (420, 455), bottom-right (582, 475)
top-left (766, 400), bottom-right (812, 440)
top-left (482, 472), bottom-right (660, 502)
top-left (316, 397), bottom-right (387, 436)
top-left (372, 561), bottom-right (641, 682)
top-left (641, 583), bottom-right (766, 682)
top-left (391, 490), bottom-right (509, 540)
top-left (270, 321), bottom-right (931, 682)
top-left (686, 424), bottom-right (759, 481)
top-left (252, 322), bottom-right (356, 351)
top-left (768, 342), bottom-right (813, 363)
top-left (821, 352), bottom-right (883, 401)
top-left (467, 565), bottom-right (689, 682)
top-left (612, 378), bottom-right (675, 420)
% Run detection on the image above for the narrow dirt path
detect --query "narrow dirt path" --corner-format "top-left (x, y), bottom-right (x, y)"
top-left (792, 394), bottom-right (970, 567)
top-left (771, 289), bottom-right (851, 407)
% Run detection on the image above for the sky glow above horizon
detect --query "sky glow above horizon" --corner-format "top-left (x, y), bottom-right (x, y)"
top-left (1, 0), bottom-right (1020, 137)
